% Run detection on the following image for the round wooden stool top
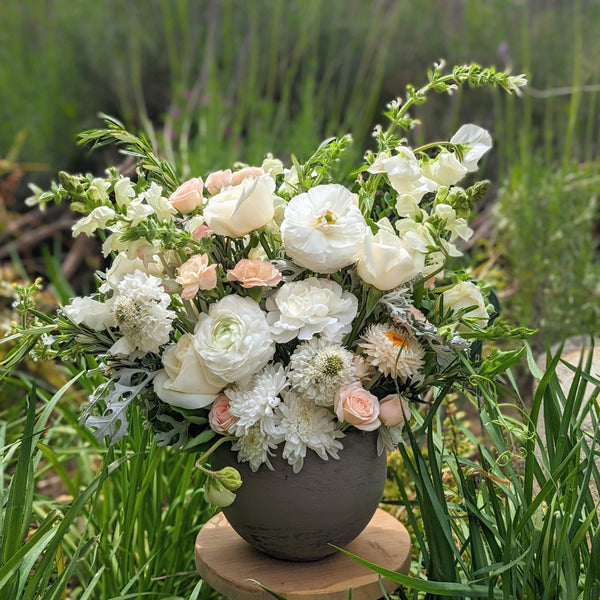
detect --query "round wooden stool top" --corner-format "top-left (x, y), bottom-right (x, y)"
top-left (195, 508), bottom-right (411, 600)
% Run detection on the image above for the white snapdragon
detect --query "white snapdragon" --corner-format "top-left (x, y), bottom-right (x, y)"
top-left (266, 277), bottom-right (358, 343)
top-left (72, 206), bottom-right (116, 237)
top-left (433, 204), bottom-right (473, 242)
top-left (143, 181), bottom-right (176, 222)
top-left (114, 177), bottom-right (136, 209)
top-left (421, 152), bottom-right (468, 187)
top-left (280, 184), bottom-right (367, 273)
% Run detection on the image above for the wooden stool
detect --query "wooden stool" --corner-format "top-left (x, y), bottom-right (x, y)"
top-left (195, 508), bottom-right (411, 600)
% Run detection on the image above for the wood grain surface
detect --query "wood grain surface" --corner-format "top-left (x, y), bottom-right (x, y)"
top-left (195, 508), bottom-right (411, 600)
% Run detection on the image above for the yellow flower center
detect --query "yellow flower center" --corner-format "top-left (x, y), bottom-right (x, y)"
top-left (385, 331), bottom-right (408, 347)
top-left (317, 210), bottom-right (337, 226)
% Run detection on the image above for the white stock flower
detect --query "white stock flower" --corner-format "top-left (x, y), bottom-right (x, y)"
top-left (62, 296), bottom-right (116, 330)
top-left (203, 174), bottom-right (276, 237)
top-left (111, 270), bottom-right (175, 356)
top-left (193, 295), bottom-right (275, 384)
top-left (72, 206), bottom-right (115, 237)
top-left (226, 363), bottom-right (288, 436)
top-left (287, 338), bottom-right (356, 406)
top-left (153, 333), bottom-right (225, 410)
top-left (266, 277), bottom-right (358, 343)
top-left (450, 124), bottom-right (493, 172)
top-left (274, 391), bottom-right (345, 473)
top-left (280, 184), bottom-right (367, 273)
top-left (441, 281), bottom-right (489, 329)
top-left (421, 152), bottom-right (468, 187)
top-left (357, 218), bottom-right (426, 290)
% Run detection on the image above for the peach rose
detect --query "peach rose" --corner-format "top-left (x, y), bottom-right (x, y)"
top-left (231, 166), bottom-right (265, 186)
top-left (209, 395), bottom-right (238, 434)
top-left (176, 254), bottom-right (217, 299)
top-left (334, 382), bottom-right (380, 431)
top-left (205, 169), bottom-right (233, 195)
top-left (169, 177), bottom-right (204, 213)
top-left (379, 394), bottom-right (409, 428)
top-left (226, 258), bottom-right (282, 288)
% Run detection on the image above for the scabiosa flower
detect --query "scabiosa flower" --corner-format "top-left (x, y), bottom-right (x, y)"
top-left (287, 338), bottom-right (356, 406)
top-left (274, 391), bottom-right (345, 473)
top-left (110, 270), bottom-right (175, 357)
top-left (358, 324), bottom-right (425, 382)
top-left (231, 423), bottom-right (278, 472)
top-left (225, 363), bottom-right (288, 436)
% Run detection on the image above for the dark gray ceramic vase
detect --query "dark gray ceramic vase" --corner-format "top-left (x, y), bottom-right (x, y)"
top-left (211, 428), bottom-right (387, 561)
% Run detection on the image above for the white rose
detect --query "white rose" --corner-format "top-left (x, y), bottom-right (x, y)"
top-left (450, 124), bottom-right (493, 172)
top-left (153, 333), bottom-right (225, 409)
top-left (99, 252), bottom-right (164, 292)
top-left (357, 219), bottom-right (426, 290)
top-left (194, 295), bottom-right (275, 383)
top-left (421, 152), bottom-right (468, 187)
top-left (281, 184), bottom-right (367, 274)
top-left (441, 281), bottom-right (489, 329)
top-left (266, 277), bottom-right (358, 343)
top-left (203, 174), bottom-right (276, 237)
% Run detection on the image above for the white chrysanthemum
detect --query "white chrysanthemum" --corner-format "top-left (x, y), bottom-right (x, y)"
top-left (288, 338), bottom-right (356, 406)
top-left (266, 277), bottom-right (358, 343)
top-left (359, 324), bottom-right (425, 381)
top-left (110, 270), bottom-right (175, 356)
top-left (281, 184), bottom-right (367, 273)
top-left (275, 392), bottom-right (345, 473)
top-left (226, 363), bottom-right (288, 436)
top-left (232, 423), bottom-right (278, 472)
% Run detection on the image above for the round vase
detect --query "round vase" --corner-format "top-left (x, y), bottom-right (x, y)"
top-left (211, 428), bottom-right (387, 561)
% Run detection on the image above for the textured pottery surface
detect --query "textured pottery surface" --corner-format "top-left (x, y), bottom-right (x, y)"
top-left (211, 429), bottom-right (387, 561)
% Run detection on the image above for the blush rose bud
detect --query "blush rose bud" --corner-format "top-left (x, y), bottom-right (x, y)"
top-left (379, 394), bottom-right (409, 428)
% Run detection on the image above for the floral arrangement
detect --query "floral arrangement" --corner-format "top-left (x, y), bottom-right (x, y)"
top-left (10, 63), bottom-right (529, 505)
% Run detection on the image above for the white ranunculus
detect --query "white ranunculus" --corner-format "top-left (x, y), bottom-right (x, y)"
top-left (280, 184), bottom-right (367, 274)
top-left (153, 334), bottom-right (225, 409)
top-left (421, 152), bottom-right (468, 187)
top-left (266, 277), bottom-right (358, 343)
top-left (450, 124), bottom-right (493, 172)
top-left (62, 296), bottom-right (116, 330)
top-left (193, 295), bottom-right (275, 384)
top-left (441, 281), bottom-right (489, 329)
top-left (370, 147), bottom-right (437, 205)
top-left (356, 219), bottom-right (426, 290)
top-left (203, 174), bottom-right (276, 237)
